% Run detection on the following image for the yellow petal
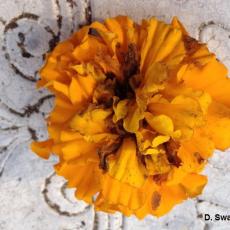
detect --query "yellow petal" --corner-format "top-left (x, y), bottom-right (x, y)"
top-left (108, 138), bottom-right (145, 188)
top-left (83, 133), bottom-right (118, 144)
top-left (182, 58), bottom-right (230, 107)
top-left (60, 130), bottom-right (83, 142)
top-left (140, 18), bottom-right (158, 71)
top-left (143, 148), bottom-right (159, 155)
top-left (135, 128), bottom-right (157, 151)
top-left (61, 139), bottom-right (97, 161)
top-left (144, 153), bottom-right (171, 175)
top-left (72, 37), bottom-right (107, 62)
top-left (70, 108), bottom-right (112, 135)
top-left (180, 173), bottom-right (207, 197)
top-left (152, 135), bottom-right (170, 148)
top-left (96, 174), bottom-right (146, 211)
top-left (153, 185), bottom-right (187, 217)
top-left (145, 113), bottom-right (174, 136)
top-left (142, 21), bottom-right (170, 72)
top-left (48, 98), bottom-right (76, 124)
top-left (51, 81), bottom-right (69, 97)
top-left (69, 75), bottom-right (95, 104)
top-left (171, 17), bottom-right (188, 35)
top-left (204, 101), bottom-right (230, 150)
top-left (148, 95), bottom-right (204, 139)
top-left (142, 62), bottom-right (167, 94)
top-left (123, 103), bottom-right (144, 133)
top-left (113, 99), bottom-right (129, 123)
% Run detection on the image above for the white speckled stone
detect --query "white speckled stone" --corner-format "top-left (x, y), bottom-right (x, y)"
top-left (0, 0), bottom-right (230, 229)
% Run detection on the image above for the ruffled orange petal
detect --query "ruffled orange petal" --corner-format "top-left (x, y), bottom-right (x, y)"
top-left (204, 101), bottom-right (230, 150)
top-left (31, 139), bottom-right (53, 159)
top-left (180, 173), bottom-right (207, 197)
top-left (70, 108), bottom-right (112, 135)
top-left (108, 138), bottom-right (145, 188)
top-left (148, 95), bottom-right (204, 139)
top-left (55, 161), bottom-right (101, 203)
top-left (181, 58), bottom-right (230, 107)
top-left (95, 174), bottom-right (146, 212)
top-left (152, 184), bottom-right (187, 217)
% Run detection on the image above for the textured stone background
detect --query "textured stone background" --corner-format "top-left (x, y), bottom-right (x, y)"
top-left (0, 0), bottom-right (230, 229)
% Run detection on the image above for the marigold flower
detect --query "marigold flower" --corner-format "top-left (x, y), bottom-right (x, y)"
top-left (31, 16), bottom-right (230, 218)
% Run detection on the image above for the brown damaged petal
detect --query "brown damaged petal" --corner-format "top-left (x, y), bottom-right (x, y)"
top-left (153, 173), bottom-right (168, 185)
top-left (183, 35), bottom-right (202, 55)
top-left (164, 139), bottom-right (182, 167)
top-left (108, 120), bottom-right (127, 136)
top-left (97, 141), bottom-right (121, 171)
top-left (151, 191), bottom-right (161, 210)
top-left (122, 43), bottom-right (139, 79)
top-left (194, 152), bottom-right (205, 164)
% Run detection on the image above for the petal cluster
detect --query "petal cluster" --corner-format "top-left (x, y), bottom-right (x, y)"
top-left (31, 16), bottom-right (230, 218)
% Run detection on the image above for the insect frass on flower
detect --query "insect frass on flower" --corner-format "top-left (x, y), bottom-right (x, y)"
top-left (31, 16), bottom-right (230, 218)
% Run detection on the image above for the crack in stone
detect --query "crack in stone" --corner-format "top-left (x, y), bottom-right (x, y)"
top-left (28, 127), bottom-right (38, 141)
top-left (66, 0), bottom-right (77, 33)
top-left (85, 0), bottom-right (92, 25)
top-left (0, 168), bottom-right (4, 178)
top-left (17, 32), bottom-right (34, 58)
top-left (66, 0), bottom-right (77, 8)
top-left (0, 146), bottom-right (8, 154)
top-left (6, 95), bottom-right (53, 118)
top-left (93, 212), bottom-right (100, 230)
top-left (197, 198), bottom-right (230, 210)
top-left (194, 199), bottom-right (210, 230)
top-left (208, 160), bottom-right (230, 172)
top-left (0, 138), bottom-right (23, 178)
top-left (0, 126), bottom-right (19, 131)
top-left (43, 25), bottom-right (60, 51)
top-left (54, 0), bottom-right (62, 45)
top-left (79, 0), bottom-right (92, 27)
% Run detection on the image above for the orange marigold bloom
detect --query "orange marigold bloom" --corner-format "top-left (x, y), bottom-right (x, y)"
top-left (31, 16), bottom-right (230, 218)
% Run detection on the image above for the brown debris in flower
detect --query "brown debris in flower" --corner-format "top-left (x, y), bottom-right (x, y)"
top-left (114, 79), bottom-right (134, 100)
top-left (98, 142), bottom-right (121, 171)
top-left (136, 149), bottom-right (147, 168)
top-left (151, 191), bottom-right (161, 210)
top-left (183, 35), bottom-right (201, 55)
top-left (108, 120), bottom-right (126, 136)
top-left (113, 44), bottom-right (140, 100)
top-left (93, 79), bottom-right (115, 107)
top-left (153, 173), bottom-right (168, 185)
top-left (164, 139), bottom-right (182, 167)
top-left (194, 152), bottom-right (205, 164)
top-left (122, 44), bottom-right (139, 79)
top-left (88, 28), bottom-right (101, 37)
top-left (105, 72), bottom-right (116, 80)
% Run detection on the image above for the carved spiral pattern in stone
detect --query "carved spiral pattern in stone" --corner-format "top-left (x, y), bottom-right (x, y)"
top-left (42, 173), bottom-right (91, 216)
top-left (199, 21), bottom-right (230, 70)
top-left (1, 0), bottom-right (230, 229)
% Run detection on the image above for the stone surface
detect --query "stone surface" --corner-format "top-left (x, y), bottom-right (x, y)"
top-left (0, 0), bottom-right (230, 229)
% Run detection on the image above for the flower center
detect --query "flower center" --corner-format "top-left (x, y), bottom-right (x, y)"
top-left (114, 44), bottom-right (140, 100)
